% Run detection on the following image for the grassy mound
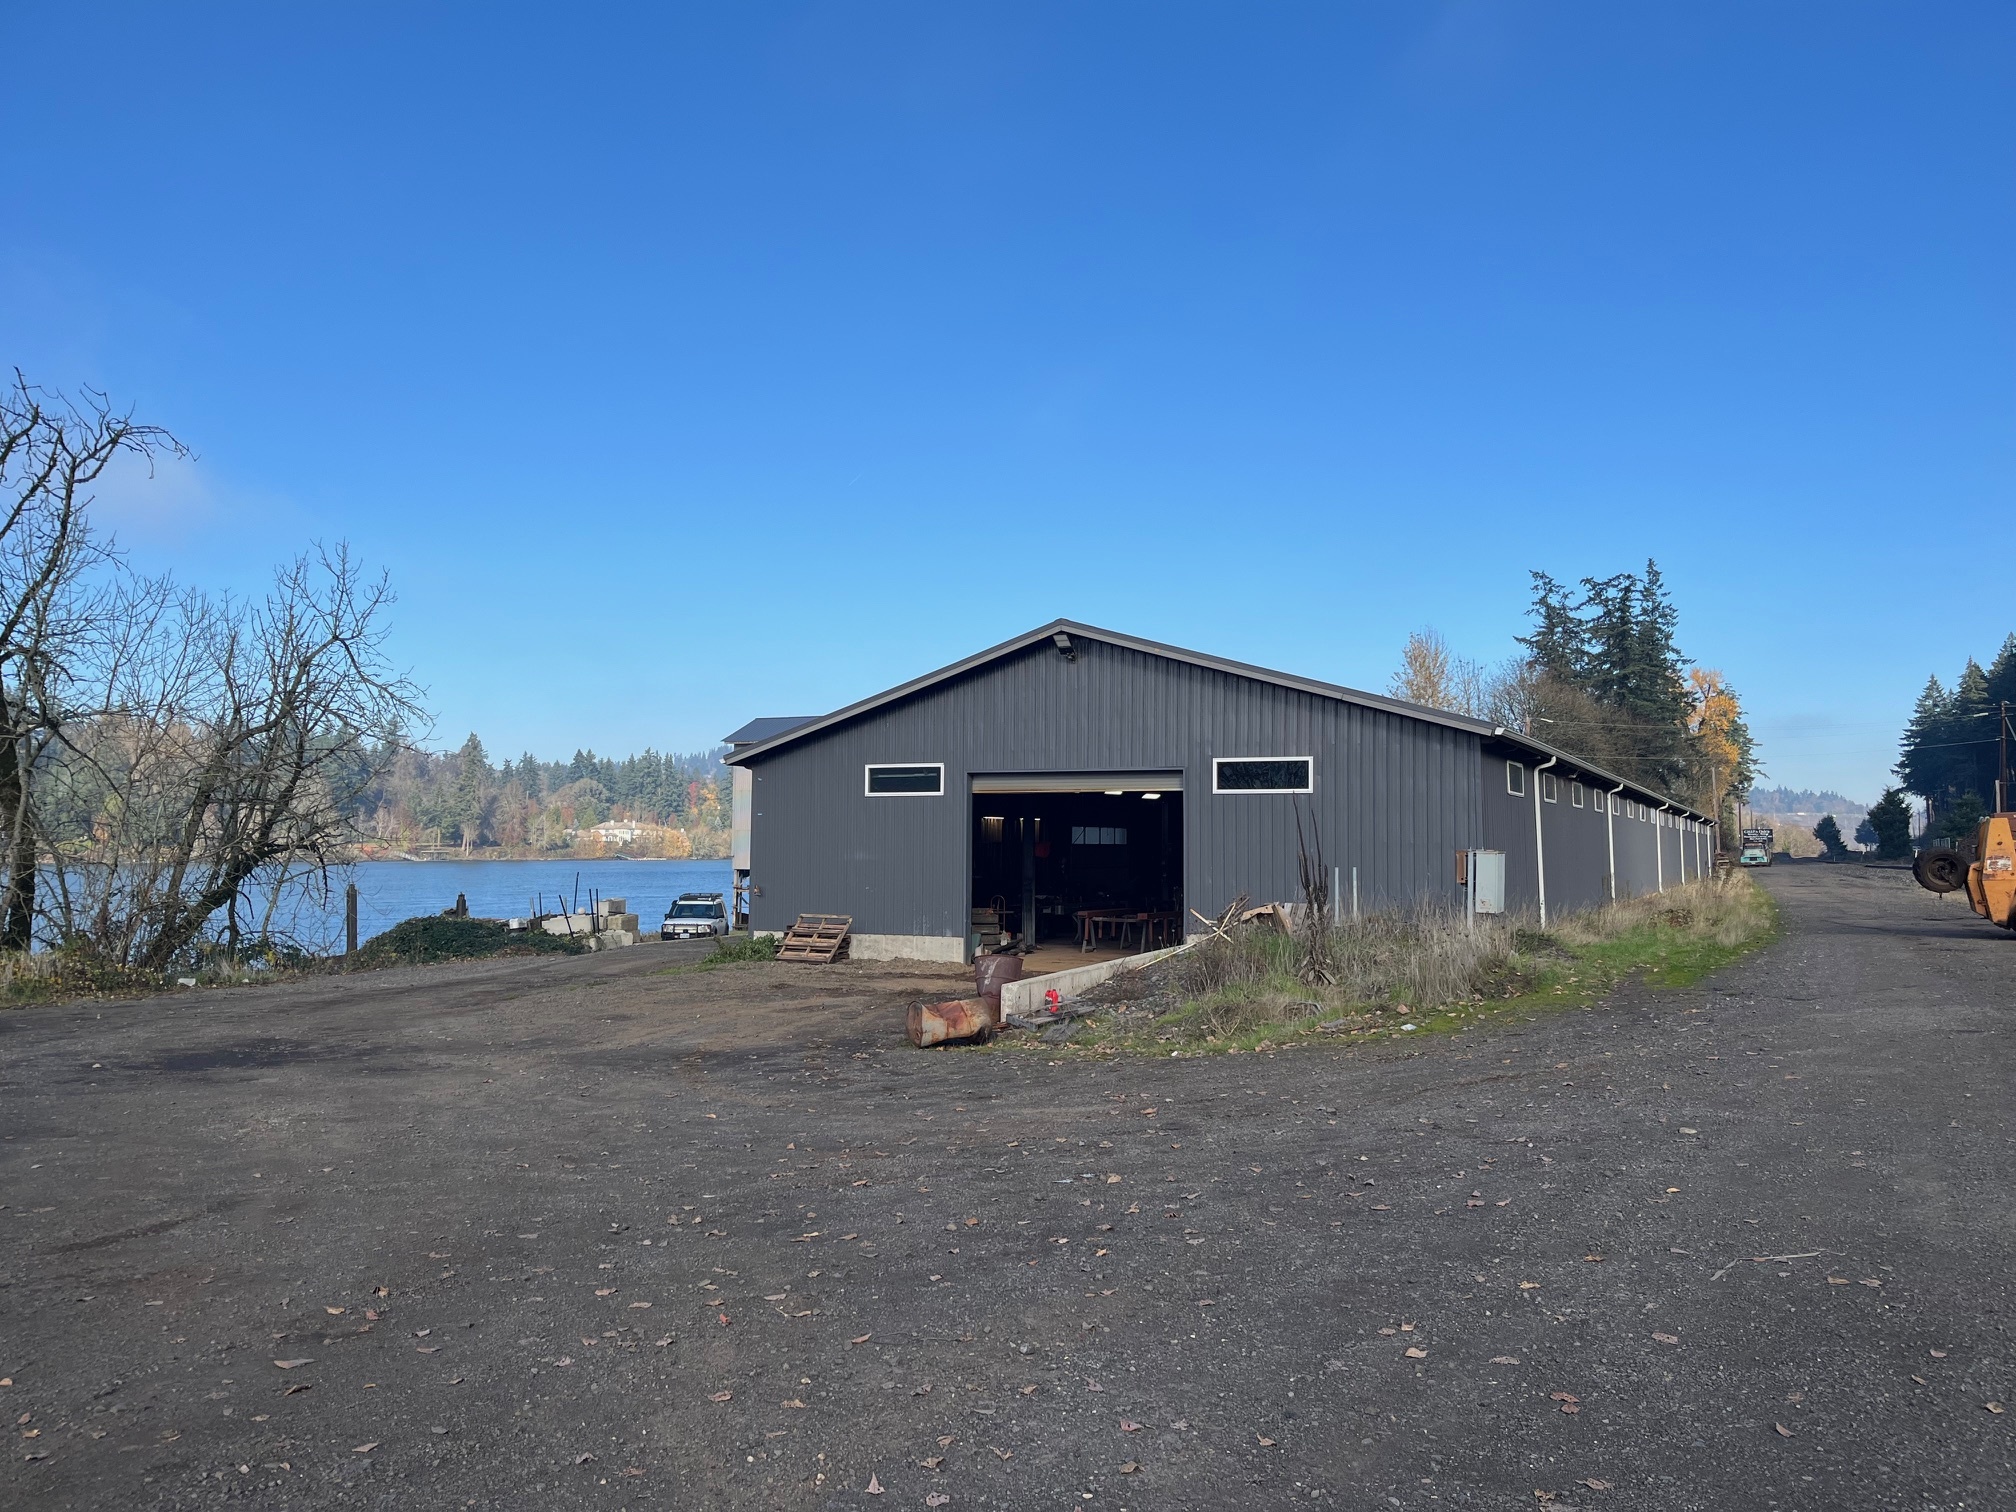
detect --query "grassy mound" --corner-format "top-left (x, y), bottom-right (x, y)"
top-left (350, 916), bottom-right (587, 969)
top-left (701, 933), bottom-right (779, 965)
top-left (1048, 871), bottom-right (1777, 1054)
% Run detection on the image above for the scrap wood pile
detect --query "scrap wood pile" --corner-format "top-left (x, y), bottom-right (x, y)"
top-left (776, 913), bottom-right (852, 963)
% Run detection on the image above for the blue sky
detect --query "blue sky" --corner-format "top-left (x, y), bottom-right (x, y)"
top-left (4, 4), bottom-right (2008, 800)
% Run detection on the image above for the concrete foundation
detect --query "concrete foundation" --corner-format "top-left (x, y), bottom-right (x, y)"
top-left (848, 933), bottom-right (969, 964)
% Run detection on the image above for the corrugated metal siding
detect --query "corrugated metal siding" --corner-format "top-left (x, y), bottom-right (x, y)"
top-left (746, 637), bottom-right (1483, 938)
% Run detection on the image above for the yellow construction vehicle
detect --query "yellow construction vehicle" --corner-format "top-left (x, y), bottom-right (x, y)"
top-left (1913, 815), bottom-right (2016, 928)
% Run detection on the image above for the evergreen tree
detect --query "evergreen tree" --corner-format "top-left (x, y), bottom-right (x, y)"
top-left (1865, 787), bottom-right (1913, 860)
top-left (453, 733), bottom-right (490, 846)
top-left (1515, 572), bottom-right (1586, 684)
top-left (1812, 814), bottom-right (1849, 859)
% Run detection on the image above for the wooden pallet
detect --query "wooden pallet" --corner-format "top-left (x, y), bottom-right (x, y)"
top-left (777, 913), bottom-right (852, 964)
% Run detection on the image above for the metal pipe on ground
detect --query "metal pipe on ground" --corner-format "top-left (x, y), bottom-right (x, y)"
top-left (907, 999), bottom-right (996, 1048)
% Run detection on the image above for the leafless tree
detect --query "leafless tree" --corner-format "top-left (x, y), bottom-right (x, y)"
top-left (0, 373), bottom-right (185, 950)
top-left (44, 547), bottom-right (422, 968)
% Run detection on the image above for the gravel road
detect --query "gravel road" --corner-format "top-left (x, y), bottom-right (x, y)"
top-left (1, 863), bottom-right (2008, 1510)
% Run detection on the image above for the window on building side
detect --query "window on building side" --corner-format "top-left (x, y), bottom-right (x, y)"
top-left (1505, 761), bottom-right (1525, 797)
top-left (1541, 772), bottom-right (1559, 803)
top-left (1070, 825), bottom-right (1128, 846)
top-left (865, 763), bottom-right (944, 796)
top-left (1213, 757), bottom-right (1312, 793)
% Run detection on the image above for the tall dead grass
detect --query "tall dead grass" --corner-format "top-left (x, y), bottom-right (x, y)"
top-left (1150, 870), bottom-right (1769, 1045)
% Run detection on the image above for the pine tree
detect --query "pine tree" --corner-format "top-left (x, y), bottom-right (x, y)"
top-left (1515, 573), bottom-right (1586, 684)
top-left (1813, 814), bottom-right (1849, 859)
top-left (1866, 787), bottom-right (1913, 860)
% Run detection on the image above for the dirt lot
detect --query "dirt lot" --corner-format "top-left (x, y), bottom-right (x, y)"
top-left (2, 865), bottom-right (2010, 1510)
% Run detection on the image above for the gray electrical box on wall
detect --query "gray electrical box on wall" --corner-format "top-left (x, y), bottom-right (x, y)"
top-left (1467, 849), bottom-right (1505, 916)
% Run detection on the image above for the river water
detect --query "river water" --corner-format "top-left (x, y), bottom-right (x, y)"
top-left (321, 858), bottom-right (734, 946)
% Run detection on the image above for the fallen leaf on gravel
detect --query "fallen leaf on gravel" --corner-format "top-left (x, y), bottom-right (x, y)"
top-left (925, 1497), bottom-right (950, 1508)
top-left (1652, 1333), bottom-right (1680, 1346)
top-left (1578, 1478), bottom-right (1612, 1490)
top-left (1491, 1356), bottom-right (1521, 1365)
top-left (937, 1435), bottom-right (955, 1447)
top-left (782, 1399), bottom-right (807, 1409)
top-left (922, 1456), bottom-right (943, 1469)
top-left (595, 1288), bottom-right (616, 1297)
top-left (1774, 1423), bottom-right (1794, 1438)
top-left (1930, 1350), bottom-right (1948, 1358)
top-left (850, 1334), bottom-right (872, 1346)
top-left (556, 1357), bottom-right (573, 1367)
top-left (992, 1447), bottom-right (1013, 1460)
top-left (575, 1452), bottom-right (595, 1464)
top-left (324, 1307), bottom-right (345, 1316)
top-left (1583, 1255), bottom-right (1605, 1263)
top-left (416, 1347), bottom-right (439, 1354)
top-left (1828, 1277), bottom-right (1849, 1285)
top-left (1399, 1322), bottom-right (1415, 1332)
top-left (415, 1328), bottom-right (431, 1338)
top-left (709, 1392), bottom-right (733, 1403)
top-left (1519, 1281), bottom-right (1540, 1290)
top-left (1860, 1279), bottom-right (1881, 1288)
top-left (1987, 1403), bottom-right (2006, 1415)
top-left (364, 1310), bottom-right (379, 1321)
top-left (283, 1384), bottom-right (312, 1396)
top-left (1378, 1327), bottom-right (1397, 1336)
top-left (1120, 1419), bottom-right (1141, 1432)
top-left (1120, 1461), bottom-right (1140, 1473)
top-left (765, 1293), bottom-right (788, 1302)
top-left (865, 1473), bottom-right (883, 1494)
top-left (1404, 1347), bottom-right (1428, 1359)
top-left (1019, 1386), bottom-right (1037, 1396)
top-left (1256, 1435), bottom-right (1276, 1447)
top-left (273, 1360), bottom-right (312, 1370)
top-left (352, 1443), bottom-right (378, 1454)
top-left (624, 1467), bottom-right (643, 1476)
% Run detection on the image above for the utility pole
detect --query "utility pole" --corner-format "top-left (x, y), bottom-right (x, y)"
top-left (2000, 701), bottom-right (2010, 813)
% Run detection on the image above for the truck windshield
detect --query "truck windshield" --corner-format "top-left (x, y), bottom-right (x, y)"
top-left (670, 902), bottom-right (718, 918)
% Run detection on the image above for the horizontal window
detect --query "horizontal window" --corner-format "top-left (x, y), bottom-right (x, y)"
top-left (1213, 757), bottom-right (1312, 794)
top-left (865, 763), bottom-right (943, 796)
top-left (1506, 761), bottom-right (1525, 797)
top-left (1070, 825), bottom-right (1128, 846)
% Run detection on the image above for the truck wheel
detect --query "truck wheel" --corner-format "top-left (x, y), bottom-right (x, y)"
top-left (1913, 848), bottom-right (1967, 894)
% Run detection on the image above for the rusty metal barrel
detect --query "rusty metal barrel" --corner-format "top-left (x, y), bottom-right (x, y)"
top-left (972, 953), bottom-right (1024, 1011)
top-left (907, 998), bottom-right (995, 1048)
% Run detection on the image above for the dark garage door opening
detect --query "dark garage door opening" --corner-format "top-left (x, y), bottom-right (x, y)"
top-left (969, 774), bottom-right (1183, 956)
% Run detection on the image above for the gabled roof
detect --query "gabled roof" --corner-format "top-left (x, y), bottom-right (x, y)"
top-left (721, 716), bottom-right (819, 748)
top-left (723, 619), bottom-right (1707, 821)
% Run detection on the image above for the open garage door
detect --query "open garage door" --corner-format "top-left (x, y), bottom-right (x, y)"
top-left (969, 773), bottom-right (1183, 961)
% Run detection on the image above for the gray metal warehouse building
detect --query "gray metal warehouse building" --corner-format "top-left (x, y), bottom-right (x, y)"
top-left (724, 621), bottom-right (1713, 962)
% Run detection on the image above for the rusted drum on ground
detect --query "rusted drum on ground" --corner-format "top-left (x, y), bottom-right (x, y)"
top-left (908, 998), bottom-right (995, 1048)
top-left (972, 954), bottom-right (1024, 1010)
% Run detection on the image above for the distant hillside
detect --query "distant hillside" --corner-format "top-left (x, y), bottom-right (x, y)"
top-left (1746, 785), bottom-right (1867, 820)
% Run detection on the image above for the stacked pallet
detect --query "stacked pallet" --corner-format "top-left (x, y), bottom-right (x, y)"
top-left (777, 913), bottom-right (852, 963)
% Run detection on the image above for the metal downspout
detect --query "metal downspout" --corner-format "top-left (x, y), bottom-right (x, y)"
top-left (1656, 803), bottom-right (1669, 892)
top-left (1606, 784), bottom-right (1624, 901)
top-left (1533, 754), bottom-right (1558, 926)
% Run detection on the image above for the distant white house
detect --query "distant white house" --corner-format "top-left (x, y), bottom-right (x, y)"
top-left (588, 820), bottom-right (646, 846)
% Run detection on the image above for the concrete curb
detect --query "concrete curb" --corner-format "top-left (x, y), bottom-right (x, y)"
top-left (999, 939), bottom-right (1194, 1017)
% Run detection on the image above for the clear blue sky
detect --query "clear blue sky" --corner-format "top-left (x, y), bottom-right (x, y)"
top-left (4, 4), bottom-right (2009, 801)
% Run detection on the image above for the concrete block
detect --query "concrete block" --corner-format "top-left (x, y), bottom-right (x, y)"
top-left (595, 897), bottom-right (628, 917)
